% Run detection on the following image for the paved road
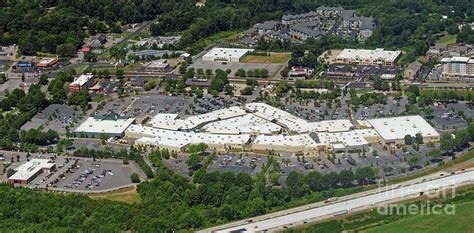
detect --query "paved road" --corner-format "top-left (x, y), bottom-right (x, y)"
top-left (202, 169), bottom-right (474, 233)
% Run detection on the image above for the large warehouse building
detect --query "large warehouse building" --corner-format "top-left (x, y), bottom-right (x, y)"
top-left (367, 115), bottom-right (440, 146)
top-left (74, 112), bottom-right (135, 138)
top-left (202, 48), bottom-right (253, 63)
top-left (334, 48), bottom-right (402, 66)
top-left (122, 103), bottom-right (439, 155)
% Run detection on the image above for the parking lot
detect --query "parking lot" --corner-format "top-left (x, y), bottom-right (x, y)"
top-left (192, 94), bottom-right (241, 114)
top-left (323, 64), bottom-right (403, 81)
top-left (207, 154), bottom-right (268, 177)
top-left (430, 102), bottom-right (471, 131)
top-left (190, 56), bottom-right (286, 79)
top-left (22, 104), bottom-right (82, 134)
top-left (0, 152), bottom-right (144, 192)
top-left (0, 78), bottom-right (22, 97)
top-left (95, 94), bottom-right (193, 119)
top-left (54, 157), bottom-right (142, 191)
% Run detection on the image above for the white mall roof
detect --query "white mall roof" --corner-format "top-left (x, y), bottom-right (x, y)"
top-left (74, 116), bottom-right (135, 135)
top-left (245, 103), bottom-right (308, 131)
top-left (127, 125), bottom-right (251, 147)
top-left (337, 48), bottom-right (402, 63)
top-left (367, 115), bottom-right (439, 141)
top-left (149, 107), bottom-right (247, 131)
top-left (70, 75), bottom-right (93, 86)
top-left (128, 103), bottom-right (438, 152)
top-left (253, 134), bottom-right (321, 149)
top-left (202, 113), bottom-right (282, 135)
top-left (148, 113), bottom-right (181, 130)
top-left (304, 120), bottom-right (353, 133)
top-left (9, 159), bottom-right (55, 181)
top-left (318, 129), bottom-right (378, 148)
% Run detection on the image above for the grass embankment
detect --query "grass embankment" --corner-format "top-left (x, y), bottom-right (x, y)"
top-left (289, 186), bottom-right (474, 233)
top-left (363, 200), bottom-right (474, 233)
top-left (387, 148), bottom-right (474, 185)
top-left (287, 149), bottom-right (474, 232)
top-left (437, 31), bottom-right (457, 46)
top-left (241, 53), bottom-right (291, 63)
top-left (88, 186), bottom-right (141, 204)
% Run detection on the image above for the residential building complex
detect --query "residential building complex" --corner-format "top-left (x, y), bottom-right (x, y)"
top-left (239, 6), bottom-right (375, 45)
top-left (441, 57), bottom-right (474, 78)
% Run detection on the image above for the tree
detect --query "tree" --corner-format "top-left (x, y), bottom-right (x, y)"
top-left (245, 78), bottom-right (257, 87)
top-left (224, 84), bottom-right (233, 95)
top-left (240, 86), bottom-right (253, 95)
top-left (56, 44), bottom-right (77, 57)
top-left (408, 154), bottom-right (420, 169)
top-left (286, 171), bottom-right (305, 189)
top-left (406, 85), bottom-right (420, 96)
top-left (116, 69), bottom-right (124, 78)
top-left (440, 133), bottom-right (455, 151)
top-left (355, 167), bottom-right (376, 185)
top-left (338, 170), bottom-right (355, 187)
top-left (415, 133), bottom-right (423, 144)
top-left (38, 74), bottom-right (48, 85)
top-left (195, 88), bottom-right (204, 98)
top-left (7, 168), bottom-right (15, 178)
top-left (404, 134), bottom-right (414, 145)
top-left (235, 69), bottom-right (246, 77)
top-left (186, 153), bottom-right (202, 170)
top-left (130, 173), bottom-right (140, 183)
top-left (305, 171), bottom-right (322, 191)
top-left (427, 148), bottom-right (442, 160)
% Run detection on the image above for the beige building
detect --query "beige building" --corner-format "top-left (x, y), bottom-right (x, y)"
top-left (334, 48), bottom-right (402, 66)
top-left (367, 116), bottom-right (440, 147)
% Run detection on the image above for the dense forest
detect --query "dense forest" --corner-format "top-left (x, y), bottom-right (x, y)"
top-left (0, 0), bottom-right (472, 55)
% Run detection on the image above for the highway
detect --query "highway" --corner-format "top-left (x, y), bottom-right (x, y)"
top-left (205, 170), bottom-right (474, 232)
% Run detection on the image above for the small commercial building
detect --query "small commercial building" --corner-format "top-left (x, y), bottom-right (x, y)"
top-left (202, 48), bottom-right (253, 63)
top-left (334, 48), bottom-right (402, 66)
top-left (146, 59), bottom-right (169, 71)
top-left (8, 159), bottom-right (56, 187)
top-left (68, 75), bottom-right (95, 94)
top-left (36, 57), bottom-right (58, 68)
top-left (74, 112), bottom-right (135, 138)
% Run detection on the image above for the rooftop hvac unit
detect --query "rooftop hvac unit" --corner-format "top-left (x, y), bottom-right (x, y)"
top-left (390, 128), bottom-right (395, 132)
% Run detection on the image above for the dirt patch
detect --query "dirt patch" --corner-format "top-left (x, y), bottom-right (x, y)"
top-left (242, 53), bottom-right (290, 63)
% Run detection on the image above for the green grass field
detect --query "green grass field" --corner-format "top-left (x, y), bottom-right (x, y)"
top-left (437, 31), bottom-right (457, 46)
top-left (192, 30), bottom-right (241, 48)
top-left (88, 186), bottom-right (141, 204)
top-left (131, 32), bottom-right (152, 41)
top-left (363, 200), bottom-right (474, 233)
top-left (241, 53), bottom-right (291, 63)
